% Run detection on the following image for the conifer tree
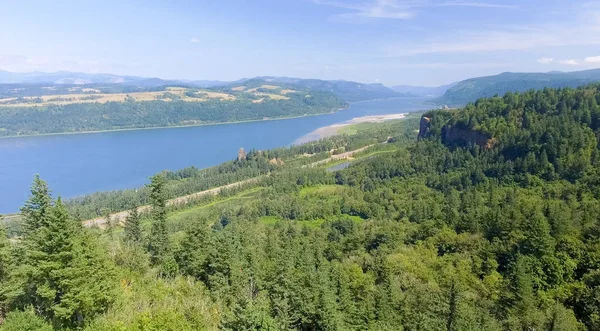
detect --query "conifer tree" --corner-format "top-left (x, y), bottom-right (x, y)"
top-left (0, 224), bottom-right (9, 283)
top-left (104, 212), bottom-right (114, 239)
top-left (5, 177), bottom-right (115, 328)
top-left (123, 207), bottom-right (142, 244)
top-left (0, 223), bottom-right (10, 318)
top-left (176, 217), bottom-right (209, 279)
top-left (20, 174), bottom-right (52, 233)
top-left (147, 174), bottom-right (177, 276)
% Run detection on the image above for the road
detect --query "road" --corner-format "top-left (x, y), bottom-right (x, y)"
top-left (82, 176), bottom-right (261, 227)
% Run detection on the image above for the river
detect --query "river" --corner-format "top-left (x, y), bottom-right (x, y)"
top-left (0, 97), bottom-right (428, 213)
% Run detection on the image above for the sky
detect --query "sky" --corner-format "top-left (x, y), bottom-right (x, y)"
top-left (0, 0), bottom-right (599, 86)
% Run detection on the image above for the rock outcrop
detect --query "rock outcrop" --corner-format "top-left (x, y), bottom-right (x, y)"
top-left (442, 125), bottom-right (494, 149)
top-left (417, 116), bottom-right (432, 140)
top-left (418, 113), bottom-right (495, 149)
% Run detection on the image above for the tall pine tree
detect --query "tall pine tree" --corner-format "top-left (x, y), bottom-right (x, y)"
top-left (147, 174), bottom-right (177, 277)
top-left (123, 207), bottom-right (142, 244)
top-left (20, 174), bottom-right (52, 233)
top-left (4, 177), bottom-right (115, 328)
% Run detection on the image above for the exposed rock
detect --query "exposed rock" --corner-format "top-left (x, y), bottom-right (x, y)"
top-left (237, 147), bottom-right (247, 161)
top-left (417, 116), bottom-right (432, 140)
top-left (269, 158), bottom-right (284, 166)
top-left (418, 113), bottom-right (495, 149)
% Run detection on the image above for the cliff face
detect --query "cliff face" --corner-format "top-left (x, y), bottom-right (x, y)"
top-left (442, 125), bottom-right (494, 148)
top-left (417, 116), bottom-right (432, 140)
top-left (418, 113), bottom-right (495, 149)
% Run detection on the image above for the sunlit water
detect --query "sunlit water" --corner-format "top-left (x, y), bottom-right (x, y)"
top-left (0, 98), bottom-right (429, 213)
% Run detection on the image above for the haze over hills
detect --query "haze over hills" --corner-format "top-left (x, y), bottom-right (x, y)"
top-left (0, 70), bottom-right (409, 102)
top-left (0, 70), bottom-right (413, 137)
top-left (434, 68), bottom-right (600, 106)
top-left (6, 68), bottom-right (600, 108)
top-left (391, 83), bottom-right (456, 98)
top-left (250, 76), bottom-right (410, 102)
top-left (0, 70), bottom-right (228, 88)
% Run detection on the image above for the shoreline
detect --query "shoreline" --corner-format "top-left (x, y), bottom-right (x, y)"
top-left (293, 113), bottom-right (407, 144)
top-left (0, 105), bottom-right (350, 140)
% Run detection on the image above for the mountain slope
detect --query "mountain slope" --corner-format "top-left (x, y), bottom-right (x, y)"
top-left (0, 80), bottom-right (345, 137)
top-left (252, 76), bottom-right (409, 102)
top-left (0, 70), bottom-right (406, 102)
top-left (391, 83), bottom-right (455, 97)
top-left (434, 69), bottom-right (600, 106)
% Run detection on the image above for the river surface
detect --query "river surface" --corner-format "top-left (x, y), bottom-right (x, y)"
top-left (0, 98), bottom-right (428, 213)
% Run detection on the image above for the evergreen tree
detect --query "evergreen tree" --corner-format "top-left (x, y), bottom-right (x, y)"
top-left (4, 178), bottom-right (115, 328)
top-left (104, 212), bottom-right (114, 239)
top-left (20, 174), bottom-right (52, 233)
top-left (123, 207), bottom-right (142, 244)
top-left (0, 224), bottom-right (9, 283)
top-left (176, 218), bottom-right (209, 280)
top-left (147, 174), bottom-right (177, 277)
top-left (0, 223), bottom-right (10, 318)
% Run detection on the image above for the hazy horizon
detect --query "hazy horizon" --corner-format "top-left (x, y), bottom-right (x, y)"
top-left (1, 0), bottom-right (599, 86)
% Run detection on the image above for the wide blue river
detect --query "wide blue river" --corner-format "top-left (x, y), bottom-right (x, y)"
top-left (0, 98), bottom-right (428, 213)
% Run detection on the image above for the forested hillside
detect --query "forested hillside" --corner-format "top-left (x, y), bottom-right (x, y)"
top-left (2, 84), bottom-right (600, 330)
top-left (435, 69), bottom-right (600, 106)
top-left (0, 82), bottom-right (345, 137)
top-left (253, 76), bottom-right (408, 102)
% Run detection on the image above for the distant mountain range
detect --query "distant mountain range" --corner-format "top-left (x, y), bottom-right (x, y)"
top-left (0, 70), bottom-right (228, 88)
top-left (0, 70), bottom-right (409, 102)
top-left (391, 83), bottom-right (455, 98)
top-left (434, 69), bottom-right (600, 106)
top-left (5, 68), bottom-right (599, 107)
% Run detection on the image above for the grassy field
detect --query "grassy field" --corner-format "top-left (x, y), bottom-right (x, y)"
top-left (0, 84), bottom-right (293, 107)
top-left (166, 188), bottom-right (264, 224)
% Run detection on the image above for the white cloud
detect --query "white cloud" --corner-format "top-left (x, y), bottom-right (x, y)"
top-left (384, 12), bottom-right (600, 56)
top-left (190, 38), bottom-right (199, 43)
top-left (437, 1), bottom-right (518, 9)
top-left (313, 0), bottom-right (515, 22)
top-left (558, 59), bottom-right (579, 65)
top-left (537, 57), bottom-right (554, 64)
top-left (314, 0), bottom-right (416, 21)
top-left (585, 55), bottom-right (600, 63)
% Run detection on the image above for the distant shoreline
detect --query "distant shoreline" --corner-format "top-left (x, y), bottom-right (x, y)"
top-left (0, 105), bottom-right (349, 140)
top-left (293, 113), bottom-right (407, 144)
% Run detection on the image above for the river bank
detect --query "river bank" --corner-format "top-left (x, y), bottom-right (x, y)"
top-left (0, 98), bottom-right (426, 213)
top-left (0, 106), bottom-right (349, 140)
top-left (293, 113), bottom-right (407, 144)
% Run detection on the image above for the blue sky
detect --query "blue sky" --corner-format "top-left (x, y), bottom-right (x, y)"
top-left (0, 0), bottom-right (599, 86)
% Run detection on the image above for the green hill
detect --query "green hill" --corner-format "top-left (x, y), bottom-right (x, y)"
top-left (5, 85), bottom-right (600, 329)
top-left (434, 68), bottom-right (600, 106)
top-left (253, 76), bottom-right (409, 102)
top-left (0, 80), bottom-right (345, 137)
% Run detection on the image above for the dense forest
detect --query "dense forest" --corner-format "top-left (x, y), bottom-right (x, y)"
top-left (0, 88), bottom-right (344, 137)
top-left (2, 84), bottom-right (600, 330)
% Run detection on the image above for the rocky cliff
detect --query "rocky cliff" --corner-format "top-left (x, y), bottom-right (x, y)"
top-left (418, 113), bottom-right (495, 149)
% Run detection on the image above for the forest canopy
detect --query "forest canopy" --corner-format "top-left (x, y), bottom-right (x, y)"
top-left (2, 84), bottom-right (600, 330)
